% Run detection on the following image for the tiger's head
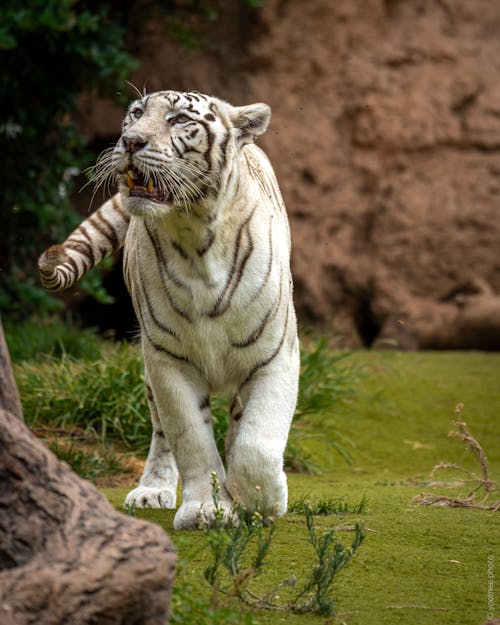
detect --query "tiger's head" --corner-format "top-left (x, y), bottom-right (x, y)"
top-left (94, 90), bottom-right (271, 218)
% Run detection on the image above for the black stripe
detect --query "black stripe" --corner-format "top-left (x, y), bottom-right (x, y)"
top-left (95, 209), bottom-right (120, 248)
top-left (144, 225), bottom-right (190, 291)
top-left (218, 129), bottom-right (230, 182)
top-left (196, 230), bottom-right (215, 257)
top-left (240, 304), bottom-right (290, 389)
top-left (143, 226), bottom-right (192, 322)
top-left (66, 240), bottom-right (94, 269)
top-left (171, 240), bottom-right (189, 260)
top-left (232, 268), bottom-right (284, 348)
top-left (197, 119), bottom-right (214, 173)
top-left (178, 136), bottom-right (201, 154)
top-left (89, 214), bottom-right (116, 247)
top-left (208, 205), bottom-right (256, 317)
top-left (111, 194), bottom-right (130, 221)
top-left (137, 270), bottom-right (178, 339)
top-left (79, 225), bottom-right (95, 261)
top-left (144, 326), bottom-right (200, 371)
top-left (199, 396), bottom-right (210, 411)
top-left (171, 138), bottom-right (184, 159)
top-left (65, 255), bottom-right (79, 280)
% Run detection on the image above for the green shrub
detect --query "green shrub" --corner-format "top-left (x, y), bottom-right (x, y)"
top-left (0, 1), bottom-right (137, 318)
top-left (15, 336), bottom-right (360, 470)
top-left (17, 341), bottom-right (151, 453)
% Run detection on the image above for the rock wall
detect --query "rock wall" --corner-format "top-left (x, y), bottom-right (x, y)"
top-left (78, 0), bottom-right (500, 348)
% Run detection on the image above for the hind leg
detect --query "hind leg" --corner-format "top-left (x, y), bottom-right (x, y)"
top-left (124, 376), bottom-right (178, 509)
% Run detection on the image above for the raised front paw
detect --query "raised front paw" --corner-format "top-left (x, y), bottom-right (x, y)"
top-left (124, 486), bottom-right (177, 510)
top-left (38, 244), bottom-right (69, 274)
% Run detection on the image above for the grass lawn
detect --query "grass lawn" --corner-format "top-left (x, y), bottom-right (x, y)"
top-left (101, 350), bottom-right (500, 625)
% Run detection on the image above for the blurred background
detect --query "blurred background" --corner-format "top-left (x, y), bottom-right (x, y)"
top-left (2, 0), bottom-right (500, 350)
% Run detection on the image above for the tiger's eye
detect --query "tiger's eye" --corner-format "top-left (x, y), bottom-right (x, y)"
top-left (131, 108), bottom-right (143, 119)
top-left (170, 114), bottom-right (191, 125)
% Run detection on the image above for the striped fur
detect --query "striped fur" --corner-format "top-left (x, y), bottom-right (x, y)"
top-left (38, 91), bottom-right (299, 529)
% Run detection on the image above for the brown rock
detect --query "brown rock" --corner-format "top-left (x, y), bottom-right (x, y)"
top-left (0, 320), bottom-right (22, 421)
top-left (0, 407), bottom-right (177, 624)
top-left (76, 0), bottom-right (500, 348)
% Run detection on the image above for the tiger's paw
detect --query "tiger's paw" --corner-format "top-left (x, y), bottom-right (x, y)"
top-left (124, 486), bottom-right (177, 510)
top-left (173, 495), bottom-right (235, 530)
top-left (38, 244), bottom-right (69, 274)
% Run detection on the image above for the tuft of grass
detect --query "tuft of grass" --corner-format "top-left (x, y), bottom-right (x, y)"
top-left (4, 316), bottom-right (103, 363)
top-left (170, 569), bottom-right (255, 625)
top-left (289, 494), bottom-right (367, 516)
top-left (48, 440), bottom-right (127, 481)
top-left (16, 342), bottom-right (152, 454)
top-left (296, 338), bottom-right (358, 419)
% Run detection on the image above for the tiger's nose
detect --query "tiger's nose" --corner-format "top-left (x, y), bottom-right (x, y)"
top-left (122, 135), bottom-right (148, 153)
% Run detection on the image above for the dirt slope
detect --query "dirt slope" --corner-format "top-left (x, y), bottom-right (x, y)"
top-left (78, 0), bottom-right (500, 348)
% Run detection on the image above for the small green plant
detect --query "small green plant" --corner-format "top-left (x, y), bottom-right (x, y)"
top-left (170, 571), bottom-right (255, 625)
top-left (201, 474), bottom-right (365, 616)
top-left (289, 494), bottom-right (367, 516)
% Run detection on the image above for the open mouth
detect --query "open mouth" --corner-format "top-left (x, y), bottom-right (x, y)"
top-left (125, 168), bottom-right (171, 203)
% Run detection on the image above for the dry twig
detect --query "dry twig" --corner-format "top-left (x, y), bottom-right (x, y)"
top-left (412, 404), bottom-right (500, 510)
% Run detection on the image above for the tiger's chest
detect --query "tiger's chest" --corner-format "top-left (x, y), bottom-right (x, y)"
top-left (123, 214), bottom-right (287, 389)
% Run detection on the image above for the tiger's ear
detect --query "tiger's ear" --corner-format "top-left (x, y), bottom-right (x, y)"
top-left (230, 103), bottom-right (271, 145)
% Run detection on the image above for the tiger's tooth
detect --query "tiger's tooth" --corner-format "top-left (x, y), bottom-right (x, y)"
top-left (147, 177), bottom-right (154, 193)
top-left (127, 175), bottom-right (136, 189)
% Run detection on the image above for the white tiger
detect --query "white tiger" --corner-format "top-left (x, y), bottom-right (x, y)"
top-left (38, 90), bottom-right (300, 529)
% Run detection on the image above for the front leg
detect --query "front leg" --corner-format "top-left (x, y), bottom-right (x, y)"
top-left (225, 336), bottom-right (300, 518)
top-left (124, 376), bottom-right (179, 509)
top-left (145, 351), bottom-right (232, 529)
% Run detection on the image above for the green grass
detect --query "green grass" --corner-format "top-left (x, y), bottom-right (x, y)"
top-left (13, 331), bottom-right (360, 470)
top-left (8, 319), bottom-right (500, 624)
top-left (4, 317), bottom-right (103, 363)
top-left (102, 350), bottom-right (500, 625)
top-left (47, 440), bottom-right (127, 481)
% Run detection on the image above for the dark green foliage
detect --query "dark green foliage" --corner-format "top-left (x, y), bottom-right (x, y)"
top-left (170, 573), bottom-right (255, 625)
top-left (296, 338), bottom-right (357, 418)
top-left (0, 1), bottom-right (137, 317)
top-left (290, 507), bottom-right (365, 615)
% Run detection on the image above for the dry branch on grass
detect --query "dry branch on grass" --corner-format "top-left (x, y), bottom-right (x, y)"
top-left (412, 404), bottom-right (500, 511)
